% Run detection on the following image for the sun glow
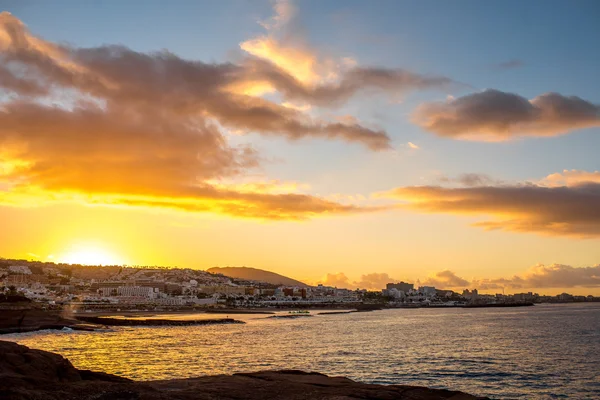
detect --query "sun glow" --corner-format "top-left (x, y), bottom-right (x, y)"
top-left (59, 244), bottom-right (124, 266)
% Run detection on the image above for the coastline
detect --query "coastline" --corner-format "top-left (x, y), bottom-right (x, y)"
top-left (0, 302), bottom-right (535, 335)
top-left (0, 340), bottom-right (490, 400)
top-left (0, 307), bottom-right (245, 334)
top-left (75, 315), bottom-right (244, 326)
top-left (0, 307), bottom-right (86, 335)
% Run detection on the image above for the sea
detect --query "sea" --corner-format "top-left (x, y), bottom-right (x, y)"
top-left (3, 303), bottom-right (600, 399)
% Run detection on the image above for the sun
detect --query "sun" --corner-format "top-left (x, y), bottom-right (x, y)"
top-left (59, 244), bottom-right (124, 266)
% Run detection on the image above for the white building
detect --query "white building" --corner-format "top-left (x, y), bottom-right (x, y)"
top-left (116, 286), bottom-right (156, 298)
top-left (384, 288), bottom-right (406, 299)
top-left (419, 286), bottom-right (437, 296)
top-left (9, 266), bottom-right (32, 275)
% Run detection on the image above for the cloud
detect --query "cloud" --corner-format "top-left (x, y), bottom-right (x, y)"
top-left (0, 11), bottom-right (394, 154)
top-left (258, 0), bottom-right (296, 31)
top-left (493, 59), bottom-right (524, 70)
top-left (206, 178), bottom-right (310, 195)
top-left (238, 2), bottom-right (452, 107)
top-left (319, 272), bottom-right (351, 288)
top-left (413, 89), bottom-right (600, 140)
top-left (87, 189), bottom-right (377, 221)
top-left (414, 264), bottom-right (600, 291)
top-left (420, 270), bottom-right (470, 288)
top-left (0, 8), bottom-right (451, 219)
top-left (517, 264), bottom-right (600, 288)
top-left (380, 172), bottom-right (600, 237)
top-left (320, 264), bottom-right (600, 292)
top-left (539, 169), bottom-right (600, 187)
top-left (455, 173), bottom-right (499, 187)
top-left (242, 0), bottom-right (318, 85)
top-left (435, 173), bottom-right (505, 187)
top-left (354, 273), bottom-right (398, 290)
top-left (318, 272), bottom-right (403, 290)
top-left (407, 142), bottom-right (419, 150)
top-left (472, 264), bottom-right (600, 291)
top-left (262, 64), bottom-right (453, 108)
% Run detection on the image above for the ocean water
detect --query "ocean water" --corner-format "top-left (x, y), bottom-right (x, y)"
top-left (4, 303), bottom-right (600, 399)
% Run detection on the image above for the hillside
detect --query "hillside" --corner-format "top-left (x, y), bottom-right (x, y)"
top-left (208, 267), bottom-right (309, 287)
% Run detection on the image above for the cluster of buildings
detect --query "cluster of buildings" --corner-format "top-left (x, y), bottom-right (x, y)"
top-left (381, 281), bottom-right (599, 305)
top-left (0, 260), bottom-right (363, 310)
top-left (1, 259), bottom-right (598, 310)
top-left (382, 282), bottom-right (450, 304)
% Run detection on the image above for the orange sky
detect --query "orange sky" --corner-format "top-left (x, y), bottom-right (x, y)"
top-left (1, 3), bottom-right (599, 295)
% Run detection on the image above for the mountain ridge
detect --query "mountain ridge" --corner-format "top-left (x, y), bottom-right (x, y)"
top-left (208, 266), bottom-right (309, 287)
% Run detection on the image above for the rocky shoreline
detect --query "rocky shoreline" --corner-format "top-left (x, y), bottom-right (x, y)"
top-left (0, 340), bottom-right (489, 399)
top-left (75, 315), bottom-right (244, 326)
top-left (0, 308), bottom-right (87, 334)
top-left (0, 308), bottom-right (245, 334)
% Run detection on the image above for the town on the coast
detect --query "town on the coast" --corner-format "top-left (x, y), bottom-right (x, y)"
top-left (1, 258), bottom-right (598, 311)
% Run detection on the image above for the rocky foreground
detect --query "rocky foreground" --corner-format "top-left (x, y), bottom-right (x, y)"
top-left (0, 341), bottom-right (489, 400)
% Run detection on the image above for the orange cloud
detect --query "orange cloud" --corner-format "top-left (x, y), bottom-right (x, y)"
top-left (0, 10), bottom-right (432, 219)
top-left (241, 36), bottom-right (320, 85)
top-left (420, 270), bottom-right (469, 288)
top-left (321, 264), bottom-right (600, 292)
top-left (0, 9), bottom-right (454, 219)
top-left (236, 1), bottom-right (452, 108)
top-left (472, 264), bottom-right (600, 291)
top-left (0, 11), bottom-right (394, 151)
top-left (318, 272), bottom-right (351, 288)
top-left (0, 101), bottom-right (390, 220)
top-left (380, 173), bottom-right (600, 237)
top-left (240, 0), bottom-right (344, 86)
top-left (539, 169), bottom-right (600, 187)
top-left (413, 89), bottom-right (600, 140)
top-left (205, 179), bottom-right (310, 195)
top-left (318, 272), bottom-right (401, 290)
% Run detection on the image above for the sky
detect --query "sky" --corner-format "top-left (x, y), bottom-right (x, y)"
top-left (0, 0), bottom-right (599, 295)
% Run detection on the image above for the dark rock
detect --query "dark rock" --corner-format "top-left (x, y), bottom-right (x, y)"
top-left (0, 308), bottom-right (80, 334)
top-left (0, 341), bottom-right (490, 400)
